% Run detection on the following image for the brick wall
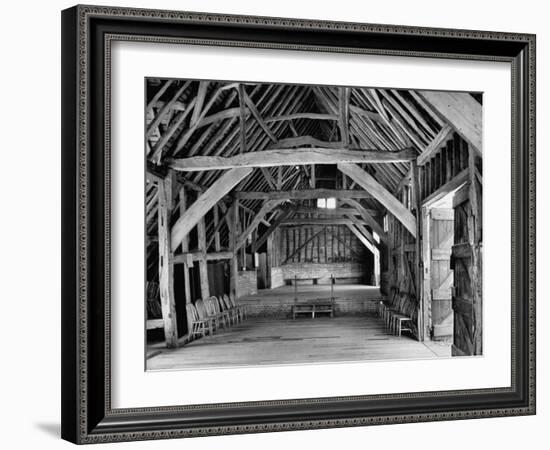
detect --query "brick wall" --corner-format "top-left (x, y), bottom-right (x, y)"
top-left (239, 291), bottom-right (382, 317)
top-left (280, 262), bottom-right (368, 285)
top-left (236, 270), bottom-right (257, 298)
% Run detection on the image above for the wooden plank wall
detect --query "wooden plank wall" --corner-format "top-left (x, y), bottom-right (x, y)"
top-left (420, 132), bottom-right (470, 200)
top-left (278, 225), bottom-right (368, 264)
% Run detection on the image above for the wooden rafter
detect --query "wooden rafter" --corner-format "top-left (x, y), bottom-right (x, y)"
top-left (243, 91), bottom-right (278, 143)
top-left (339, 87), bottom-right (350, 146)
top-left (169, 147), bottom-right (416, 171)
top-left (234, 188), bottom-right (373, 200)
top-left (189, 81), bottom-right (210, 126)
top-left (146, 81), bottom-right (191, 137)
top-left (146, 79), bottom-right (174, 114)
top-left (417, 91), bottom-right (482, 156)
top-left (238, 84), bottom-right (247, 153)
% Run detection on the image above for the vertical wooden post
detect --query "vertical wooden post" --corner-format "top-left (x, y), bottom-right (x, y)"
top-left (229, 200), bottom-right (240, 297)
top-left (158, 176), bottom-right (178, 348)
top-left (197, 217), bottom-right (210, 300)
top-left (213, 204), bottom-right (221, 252)
top-left (266, 233), bottom-right (273, 289)
top-left (422, 206), bottom-right (431, 341)
top-left (238, 84), bottom-right (247, 154)
top-left (411, 161), bottom-right (424, 341)
top-left (468, 146), bottom-right (482, 354)
top-left (178, 186), bottom-right (193, 337)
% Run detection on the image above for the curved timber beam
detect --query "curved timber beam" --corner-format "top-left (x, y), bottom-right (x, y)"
top-left (337, 163), bottom-right (417, 237)
top-left (168, 148), bottom-right (417, 172)
top-left (170, 167), bottom-right (253, 252)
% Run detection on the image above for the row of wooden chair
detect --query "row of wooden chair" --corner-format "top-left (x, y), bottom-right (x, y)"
top-left (378, 287), bottom-right (414, 337)
top-left (186, 293), bottom-right (246, 340)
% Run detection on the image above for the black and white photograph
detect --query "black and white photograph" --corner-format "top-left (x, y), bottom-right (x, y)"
top-left (144, 79), bottom-right (483, 371)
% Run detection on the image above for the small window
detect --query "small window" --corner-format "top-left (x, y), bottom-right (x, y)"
top-left (373, 231), bottom-right (380, 243)
top-left (317, 198), bottom-right (336, 209)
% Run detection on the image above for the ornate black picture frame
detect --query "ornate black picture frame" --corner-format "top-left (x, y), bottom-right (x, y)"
top-left (61, 4), bottom-right (536, 444)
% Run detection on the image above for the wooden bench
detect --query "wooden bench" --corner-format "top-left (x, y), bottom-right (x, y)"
top-left (286, 277), bottom-right (319, 286)
top-left (292, 300), bottom-right (334, 319)
top-left (333, 276), bottom-right (362, 284)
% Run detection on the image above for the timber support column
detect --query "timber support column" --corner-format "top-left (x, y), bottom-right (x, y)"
top-left (179, 186), bottom-right (193, 335)
top-left (229, 200), bottom-right (240, 297)
top-left (158, 175), bottom-right (178, 348)
top-left (411, 161), bottom-right (425, 341)
top-left (197, 217), bottom-right (210, 301)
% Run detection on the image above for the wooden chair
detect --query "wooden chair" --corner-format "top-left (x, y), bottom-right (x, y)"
top-left (195, 299), bottom-right (219, 333)
top-left (207, 296), bottom-right (229, 329)
top-left (378, 286), bottom-right (399, 327)
top-left (221, 294), bottom-right (240, 325)
top-left (229, 292), bottom-right (246, 322)
top-left (392, 313), bottom-right (414, 336)
top-left (186, 303), bottom-right (214, 339)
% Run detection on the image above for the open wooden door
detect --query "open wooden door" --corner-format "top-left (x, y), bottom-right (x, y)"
top-left (429, 208), bottom-right (454, 340)
top-left (451, 178), bottom-right (482, 356)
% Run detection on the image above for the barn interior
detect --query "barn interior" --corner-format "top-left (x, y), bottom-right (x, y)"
top-left (144, 79), bottom-right (482, 369)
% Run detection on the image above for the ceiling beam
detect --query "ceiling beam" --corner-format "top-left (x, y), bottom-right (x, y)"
top-left (283, 206), bottom-right (375, 217)
top-left (337, 163), bottom-right (417, 237)
top-left (170, 167), bottom-right (253, 251)
top-left (234, 188), bottom-right (373, 200)
top-left (265, 112), bottom-right (338, 122)
top-left (272, 135), bottom-right (344, 149)
top-left (417, 91), bottom-right (482, 156)
top-left (281, 218), bottom-right (368, 226)
top-left (169, 147), bottom-right (416, 172)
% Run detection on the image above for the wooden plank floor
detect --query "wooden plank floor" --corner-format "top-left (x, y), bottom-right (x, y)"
top-left (147, 315), bottom-right (451, 371)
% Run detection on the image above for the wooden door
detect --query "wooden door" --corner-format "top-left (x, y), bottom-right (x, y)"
top-left (429, 208), bottom-right (454, 339)
top-left (451, 181), bottom-right (482, 355)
